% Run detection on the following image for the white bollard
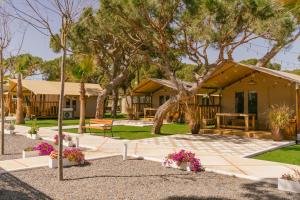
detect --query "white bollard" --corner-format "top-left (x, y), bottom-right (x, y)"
top-left (123, 143), bottom-right (128, 161)
top-left (76, 137), bottom-right (80, 148)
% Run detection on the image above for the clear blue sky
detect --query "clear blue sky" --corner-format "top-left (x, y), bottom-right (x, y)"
top-left (4, 10), bottom-right (300, 71)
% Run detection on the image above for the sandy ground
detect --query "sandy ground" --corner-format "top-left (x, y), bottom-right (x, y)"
top-left (0, 156), bottom-right (299, 200)
top-left (0, 134), bottom-right (56, 161)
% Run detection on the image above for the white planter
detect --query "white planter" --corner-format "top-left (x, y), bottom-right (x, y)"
top-left (22, 150), bottom-right (39, 159)
top-left (8, 130), bottom-right (15, 135)
top-left (63, 140), bottom-right (74, 147)
top-left (48, 158), bottom-right (83, 168)
top-left (278, 178), bottom-right (300, 193)
top-left (163, 160), bottom-right (191, 172)
top-left (27, 134), bottom-right (40, 140)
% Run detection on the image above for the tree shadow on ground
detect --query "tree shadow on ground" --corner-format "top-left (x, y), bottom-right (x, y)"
top-left (0, 172), bottom-right (52, 200)
top-left (64, 172), bottom-right (195, 182)
top-left (241, 180), bottom-right (299, 200)
top-left (164, 196), bottom-right (232, 200)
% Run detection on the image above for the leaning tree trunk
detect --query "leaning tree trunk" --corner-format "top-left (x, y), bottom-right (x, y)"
top-left (111, 88), bottom-right (119, 118)
top-left (78, 81), bottom-right (86, 134)
top-left (151, 97), bottom-right (178, 134)
top-left (0, 50), bottom-right (4, 155)
top-left (95, 89), bottom-right (109, 119)
top-left (95, 70), bottom-right (129, 118)
top-left (16, 73), bottom-right (24, 124)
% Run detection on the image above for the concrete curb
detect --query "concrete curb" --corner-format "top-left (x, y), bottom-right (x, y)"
top-left (243, 141), bottom-right (295, 158)
top-left (128, 154), bottom-right (278, 184)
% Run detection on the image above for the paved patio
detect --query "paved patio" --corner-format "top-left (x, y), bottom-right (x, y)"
top-left (0, 125), bottom-right (298, 183)
top-left (136, 134), bottom-right (290, 157)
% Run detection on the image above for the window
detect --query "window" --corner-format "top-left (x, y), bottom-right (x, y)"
top-left (248, 91), bottom-right (257, 118)
top-left (72, 99), bottom-right (77, 112)
top-left (235, 92), bottom-right (244, 113)
top-left (66, 98), bottom-right (71, 107)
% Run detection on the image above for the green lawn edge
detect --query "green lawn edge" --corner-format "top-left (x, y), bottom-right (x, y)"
top-left (253, 144), bottom-right (300, 165)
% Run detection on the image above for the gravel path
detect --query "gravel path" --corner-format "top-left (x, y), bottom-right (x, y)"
top-left (0, 134), bottom-right (56, 161)
top-left (0, 156), bottom-right (299, 200)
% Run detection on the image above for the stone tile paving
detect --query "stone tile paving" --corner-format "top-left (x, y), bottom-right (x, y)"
top-left (135, 134), bottom-right (291, 157)
top-left (9, 124), bottom-right (299, 181)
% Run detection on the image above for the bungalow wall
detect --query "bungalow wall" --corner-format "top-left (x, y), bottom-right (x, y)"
top-left (64, 96), bottom-right (97, 118)
top-left (221, 72), bottom-right (296, 130)
top-left (151, 87), bottom-right (177, 108)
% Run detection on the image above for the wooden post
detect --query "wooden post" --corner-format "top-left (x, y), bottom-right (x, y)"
top-left (296, 84), bottom-right (300, 143)
top-left (252, 115), bottom-right (256, 130)
top-left (245, 115), bottom-right (249, 131)
top-left (216, 115), bottom-right (220, 129)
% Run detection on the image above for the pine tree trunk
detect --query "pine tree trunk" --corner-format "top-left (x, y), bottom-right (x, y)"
top-left (16, 73), bottom-right (24, 124)
top-left (111, 88), bottom-right (118, 118)
top-left (0, 50), bottom-right (4, 155)
top-left (79, 81), bottom-right (86, 134)
top-left (151, 97), bottom-right (178, 134)
top-left (95, 70), bottom-right (129, 118)
top-left (95, 89), bottom-right (108, 119)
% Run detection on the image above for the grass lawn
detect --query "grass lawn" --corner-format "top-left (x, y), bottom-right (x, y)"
top-left (24, 113), bottom-right (126, 127)
top-left (254, 145), bottom-right (300, 165)
top-left (64, 123), bottom-right (190, 140)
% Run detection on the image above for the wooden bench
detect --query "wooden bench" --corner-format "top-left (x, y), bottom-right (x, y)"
top-left (82, 119), bottom-right (113, 137)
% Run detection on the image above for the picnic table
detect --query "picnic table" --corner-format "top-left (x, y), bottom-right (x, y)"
top-left (144, 108), bottom-right (158, 120)
top-left (216, 113), bottom-right (256, 131)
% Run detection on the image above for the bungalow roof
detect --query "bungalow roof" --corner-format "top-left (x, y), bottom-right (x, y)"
top-left (200, 61), bottom-right (300, 93)
top-left (132, 78), bottom-right (193, 95)
top-left (8, 79), bottom-right (102, 97)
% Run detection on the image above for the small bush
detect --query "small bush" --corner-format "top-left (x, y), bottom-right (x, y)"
top-left (268, 105), bottom-right (293, 141)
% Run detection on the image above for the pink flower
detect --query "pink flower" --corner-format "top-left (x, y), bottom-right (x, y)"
top-left (33, 142), bottom-right (55, 156)
top-left (54, 134), bottom-right (66, 145)
top-left (164, 149), bottom-right (203, 172)
top-left (63, 148), bottom-right (85, 163)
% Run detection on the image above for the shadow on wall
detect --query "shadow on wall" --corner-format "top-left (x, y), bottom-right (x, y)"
top-left (0, 172), bottom-right (52, 200)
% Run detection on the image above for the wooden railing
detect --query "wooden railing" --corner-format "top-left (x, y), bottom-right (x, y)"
top-left (132, 103), bottom-right (151, 117)
top-left (198, 105), bottom-right (220, 120)
top-left (9, 101), bottom-right (59, 118)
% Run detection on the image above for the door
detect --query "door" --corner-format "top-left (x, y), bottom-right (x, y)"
top-left (248, 91), bottom-right (258, 118)
top-left (235, 92), bottom-right (244, 113)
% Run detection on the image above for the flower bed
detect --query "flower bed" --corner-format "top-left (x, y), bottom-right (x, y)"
top-left (54, 134), bottom-right (75, 147)
top-left (48, 148), bottom-right (85, 168)
top-left (162, 149), bottom-right (203, 172)
top-left (22, 147), bottom-right (39, 159)
top-left (278, 169), bottom-right (300, 193)
top-left (26, 133), bottom-right (40, 140)
top-left (23, 143), bottom-right (54, 159)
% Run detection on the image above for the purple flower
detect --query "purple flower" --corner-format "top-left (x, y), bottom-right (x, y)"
top-left (33, 142), bottom-right (55, 156)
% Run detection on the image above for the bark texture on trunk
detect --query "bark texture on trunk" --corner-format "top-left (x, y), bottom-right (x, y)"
top-left (111, 88), bottom-right (118, 118)
top-left (16, 73), bottom-right (24, 124)
top-left (151, 96), bottom-right (178, 134)
top-left (95, 89), bottom-right (108, 119)
top-left (0, 50), bottom-right (4, 155)
top-left (79, 81), bottom-right (86, 134)
top-left (256, 44), bottom-right (283, 68)
top-left (95, 70), bottom-right (128, 118)
top-left (58, 21), bottom-right (67, 181)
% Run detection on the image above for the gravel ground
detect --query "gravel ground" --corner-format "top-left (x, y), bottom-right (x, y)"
top-left (0, 134), bottom-right (56, 161)
top-left (0, 156), bottom-right (299, 200)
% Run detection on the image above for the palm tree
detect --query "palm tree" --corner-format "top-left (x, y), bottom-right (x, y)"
top-left (71, 56), bottom-right (94, 134)
top-left (15, 55), bottom-right (31, 124)
top-left (11, 54), bottom-right (42, 124)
